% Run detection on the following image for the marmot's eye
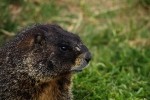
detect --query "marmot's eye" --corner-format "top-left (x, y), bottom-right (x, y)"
top-left (60, 45), bottom-right (69, 52)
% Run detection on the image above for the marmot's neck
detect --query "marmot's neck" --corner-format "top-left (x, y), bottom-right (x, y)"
top-left (36, 73), bottom-right (72, 100)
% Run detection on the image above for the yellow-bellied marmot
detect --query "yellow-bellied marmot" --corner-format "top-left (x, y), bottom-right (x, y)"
top-left (0, 24), bottom-right (91, 100)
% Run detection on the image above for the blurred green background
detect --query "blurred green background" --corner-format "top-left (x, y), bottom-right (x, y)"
top-left (0, 0), bottom-right (150, 99)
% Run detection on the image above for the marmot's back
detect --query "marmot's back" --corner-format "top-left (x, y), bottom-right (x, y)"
top-left (0, 24), bottom-right (91, 100)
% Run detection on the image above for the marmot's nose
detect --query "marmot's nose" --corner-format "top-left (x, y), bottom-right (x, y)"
top-left (84, 52), bottom-right (92, 63)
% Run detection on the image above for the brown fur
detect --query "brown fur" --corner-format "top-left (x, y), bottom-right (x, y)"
top-left (37, 74), bottom-right (71, 100)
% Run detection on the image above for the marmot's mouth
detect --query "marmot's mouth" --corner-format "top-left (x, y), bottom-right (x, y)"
top-left (71, 59), bottom-right (88, 72)
top-left (71, 52), bottom-right (91, 72)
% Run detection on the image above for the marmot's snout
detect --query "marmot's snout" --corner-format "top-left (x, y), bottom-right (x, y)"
top-left (71, 51), bottom-right (91, 72)
top-left (84, 52), bottom-right (92, 63)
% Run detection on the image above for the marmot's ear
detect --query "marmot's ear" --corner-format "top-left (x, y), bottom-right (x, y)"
top-left (34, 33), bottom-right (46, 45)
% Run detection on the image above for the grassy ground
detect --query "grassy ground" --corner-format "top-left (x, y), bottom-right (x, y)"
top-left (0, 0), bottom-right (150, 99)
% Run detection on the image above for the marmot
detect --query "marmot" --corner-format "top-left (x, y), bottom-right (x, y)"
top-left (0, 24), bottom-right (91, 100)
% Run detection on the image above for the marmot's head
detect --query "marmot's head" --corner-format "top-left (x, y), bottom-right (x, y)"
top-left (10, 24), bottom-right (91, 81)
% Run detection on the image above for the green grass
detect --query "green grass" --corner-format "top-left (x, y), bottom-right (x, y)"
top-left (0, 0), bottom-right (150, 99)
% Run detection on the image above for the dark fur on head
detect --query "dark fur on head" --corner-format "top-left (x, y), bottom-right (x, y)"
top-left (0, 24), bottom-right (91, 100)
